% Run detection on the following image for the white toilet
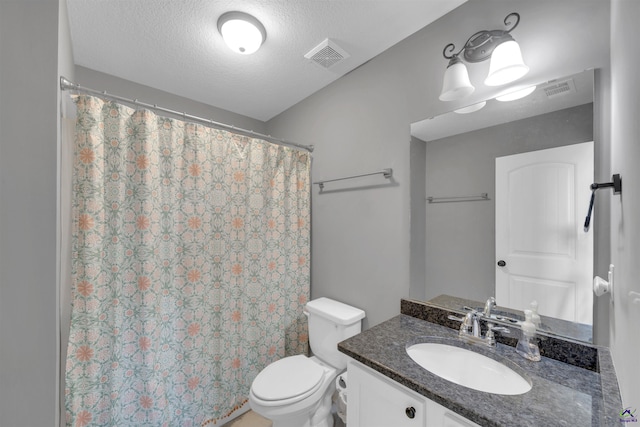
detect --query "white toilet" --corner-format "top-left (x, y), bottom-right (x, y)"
top-left (249, 297), bottom-right (365, 427)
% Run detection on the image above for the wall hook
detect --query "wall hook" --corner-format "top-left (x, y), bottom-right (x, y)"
top-left (590, 173), bottom-right (622, 194)
top-left (584, 174), bottom-right (622, 232)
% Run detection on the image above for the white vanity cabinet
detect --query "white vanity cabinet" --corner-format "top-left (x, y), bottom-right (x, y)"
top-left (346, 360), bottom-right (481, 427)
top-left (426, 399), bottom-right (480, 427)
top-left (347, 360), bottom-right (427, 426)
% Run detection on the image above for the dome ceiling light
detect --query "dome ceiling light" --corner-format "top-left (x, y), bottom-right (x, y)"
top-left (218, 11), bottom-right (266, 55)
top-left (439, 12), bottom-right (529, 102)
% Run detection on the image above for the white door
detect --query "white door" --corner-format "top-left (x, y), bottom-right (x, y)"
top-left (495, 142), bottom-right (593, 325)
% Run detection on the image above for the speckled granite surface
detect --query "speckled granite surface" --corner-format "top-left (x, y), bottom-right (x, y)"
top-left (338, 314), bottom-right (622, 427)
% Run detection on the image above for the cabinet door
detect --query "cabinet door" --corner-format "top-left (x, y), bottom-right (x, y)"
top-left (347, 361), bottom-right (426, 427)
top-left (426, 399), bottom-right (481, 427)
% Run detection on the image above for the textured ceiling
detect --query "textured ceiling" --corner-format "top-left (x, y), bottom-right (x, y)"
top-left (66, 0), bottom-right (466, 121)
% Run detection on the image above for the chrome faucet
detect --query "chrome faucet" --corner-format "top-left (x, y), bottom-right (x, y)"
top-left (453, 311), bottom-right (481, 338)
top-left (483, 296), bottom-right (496, 317)
top-left (480, 296), bottom-right (521, 325)
top-left (448, 305), bottom-right (510, 347)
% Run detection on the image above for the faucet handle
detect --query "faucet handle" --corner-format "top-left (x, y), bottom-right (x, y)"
top-left (486, 323), bottom-right (510, 340)
top-left (448, 313), bottom-right (475, 330)
top-left (449, 313), bottom-right (478, 337)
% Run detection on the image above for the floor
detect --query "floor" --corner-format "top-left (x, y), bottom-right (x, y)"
top-left (220, 410), bottom-right (346, 427)
top-left (221, 410), bottom-right (272, 427)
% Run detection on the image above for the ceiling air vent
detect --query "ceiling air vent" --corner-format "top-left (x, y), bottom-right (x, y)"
top-left (304, 39), bottom-right (350, 69)
top-left (542, 78), bottom-right (576, 99)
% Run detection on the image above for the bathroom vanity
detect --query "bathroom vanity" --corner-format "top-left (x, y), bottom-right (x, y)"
top-left (347, 360), bottom-right (481, 426)
top-left (338, 298), bottom-right (622, 427)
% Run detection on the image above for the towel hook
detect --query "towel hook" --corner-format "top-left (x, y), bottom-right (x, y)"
top-left (584, 174), bottom-right (621, 232)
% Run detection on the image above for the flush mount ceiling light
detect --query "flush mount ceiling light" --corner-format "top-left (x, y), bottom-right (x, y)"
top-left (217, 11), bottom-right (266, 55)
top-left (439, 12), bottom-right (529, 102)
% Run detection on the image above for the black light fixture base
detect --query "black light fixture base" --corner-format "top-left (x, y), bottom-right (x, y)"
top-left (463, 31), bottom-right (514, 63)
top-left (442, 12), bottom-right (521, 62)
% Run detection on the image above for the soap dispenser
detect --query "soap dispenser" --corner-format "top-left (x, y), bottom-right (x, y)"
top-left (516, 309), bottom-right (541, 362)
top-left (529, 301), bottom-right (541, 328)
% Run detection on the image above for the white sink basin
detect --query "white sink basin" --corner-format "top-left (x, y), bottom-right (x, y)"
top-left (406, 341), bottom-right (531, 395)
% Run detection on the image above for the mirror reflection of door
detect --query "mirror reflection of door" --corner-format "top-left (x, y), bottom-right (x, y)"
top-left (495, 141), bottom-right (594, 325)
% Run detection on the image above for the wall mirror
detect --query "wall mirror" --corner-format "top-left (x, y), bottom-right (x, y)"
top-left (411, 69), bottom-right (596, 343)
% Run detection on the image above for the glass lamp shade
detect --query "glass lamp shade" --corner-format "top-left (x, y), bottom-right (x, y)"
top-left (439, 58), bottom-right (475, 101)
top-left (496, 85), bottom-right (536, 101)
top-left (484, 40), bottom-right (529, 86)
top-left (218, 12), bottom-right (266, 55)
top-left (454, 101), bottom-right (487, 114)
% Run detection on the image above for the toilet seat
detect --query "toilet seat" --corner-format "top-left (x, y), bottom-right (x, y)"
top-left (251, 355), bottom-right (326, 405)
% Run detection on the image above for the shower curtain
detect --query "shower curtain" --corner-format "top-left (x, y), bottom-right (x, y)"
top-left (65, 95), bottom-right (310, 427)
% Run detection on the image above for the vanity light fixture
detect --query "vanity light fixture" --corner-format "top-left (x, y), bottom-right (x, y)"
top-left (454, 101), bottom-right (486, 114)
top-left (495, 85), bottom-right (536, 102)
top-left (218, 11), bottom-right (266, 55)
top-left (439, 12), bottom-right (529, 102)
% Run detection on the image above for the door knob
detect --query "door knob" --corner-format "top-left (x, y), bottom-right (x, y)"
top-left (497, 260), bottom-right (506, 267)
top-left (405, 406), bottom-right (416, 419)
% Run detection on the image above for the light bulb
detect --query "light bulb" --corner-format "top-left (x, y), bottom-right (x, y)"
top-left (485, 40), bottom-right (529, 86)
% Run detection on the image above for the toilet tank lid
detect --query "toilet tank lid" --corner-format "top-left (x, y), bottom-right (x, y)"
top-left (305, 297), bottom-right (365, 325)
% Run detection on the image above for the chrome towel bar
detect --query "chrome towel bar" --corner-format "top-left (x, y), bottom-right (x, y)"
top-left (313, 168), bottom-right (393, 190)
top-left (427, 193), bottom-right (489, 203)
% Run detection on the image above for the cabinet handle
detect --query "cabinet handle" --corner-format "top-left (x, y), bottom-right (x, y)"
top-left (497, 260), bottom-right (506, 267)
top-left (405, 406), bottom-right (416, 419)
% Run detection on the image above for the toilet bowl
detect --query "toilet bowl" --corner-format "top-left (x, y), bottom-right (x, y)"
top-left (249, 356), bottom-right (337, 427)
top-left (249, 298), bottom-right (365, 427)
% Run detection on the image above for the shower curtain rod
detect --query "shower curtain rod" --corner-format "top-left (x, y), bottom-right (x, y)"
top-left (59, 76), bottom-right (314, 153)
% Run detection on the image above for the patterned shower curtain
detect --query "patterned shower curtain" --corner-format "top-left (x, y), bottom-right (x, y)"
top-left (65, 95), bottom-right (310, 427)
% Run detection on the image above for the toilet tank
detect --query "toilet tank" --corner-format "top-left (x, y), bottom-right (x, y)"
top-left (305, 297), bottom-right (365, 370)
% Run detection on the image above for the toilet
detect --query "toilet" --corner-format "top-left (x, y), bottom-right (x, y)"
top-left (249, 297), bottom-right (365, 427)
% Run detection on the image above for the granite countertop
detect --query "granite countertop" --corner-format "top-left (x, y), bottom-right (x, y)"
top-left (338, 311), bottom-right (622, 427)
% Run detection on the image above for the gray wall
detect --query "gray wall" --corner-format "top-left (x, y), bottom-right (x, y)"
top-left (410, 137), bottom-right (427, 301)
top-left (0, 0), bottom-right (73, 425)
top-left (592, 69), bottom-right (612, 347)
top-left (264, 0), bottom-right (640, 406)
top-left (74, 66), bottom-right (267, 135)
top-left (3, 0), bottom-right (639, 420)
top-left (58, 1), bottom-right (76, 425)
top-left (609, 0), bottom-right (640, 408)
top-left (266, 0), bottom-right (609, 329)
top-left (268, 54), bottom-right (414, 329)
top-left (422, 104), bottom-right (593, 304)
